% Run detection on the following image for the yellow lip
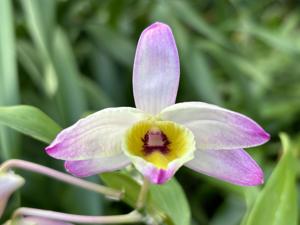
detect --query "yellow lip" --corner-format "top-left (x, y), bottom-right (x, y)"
top-left (123, 119), bottom-right (195, 169)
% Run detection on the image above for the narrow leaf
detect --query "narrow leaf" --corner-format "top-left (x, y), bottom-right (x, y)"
top-left (0, 105), bottom-right (61, 144)
top-left (150, 179), bottom-right (191, 225)
top-left (243, 133), bottom-right (298, 225)
top-left (20, 0), bottom-right (55, 58)
top-left (87, 25), bottom-right (135, 67)
top-left (52, 28), bottom-right (87, 124)
top-left (183, 50), bottom-right (222, 105)
top-left (21, 0), bottom-right (58, 96)
top-left (0, 0), bottom-right (20, 159)
top-left (169, 0), bottom-right (228, 47)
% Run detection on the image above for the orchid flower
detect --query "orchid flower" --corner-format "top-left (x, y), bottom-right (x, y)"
top-left (45, 22), bottom-right (270, 185)
top-left (0, 172), bottom-right (25, 217)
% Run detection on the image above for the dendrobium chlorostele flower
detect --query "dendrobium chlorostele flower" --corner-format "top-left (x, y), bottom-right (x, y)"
top-left (45, 22), bottom-right (270, 185)
top-left (0, 172), bottom-right (25, 217)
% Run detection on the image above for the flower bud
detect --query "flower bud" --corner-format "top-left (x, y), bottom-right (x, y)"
top-left (0, 172), bottom-right (25, 217)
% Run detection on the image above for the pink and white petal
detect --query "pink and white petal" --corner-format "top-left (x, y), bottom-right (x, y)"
top-left (124, 150), bottom-right (194, 184)
top-left (0, 172), bottom-right (25, 217)
top-left (65, 154), bottom-right (130, 177)
top-left (14, 217), bottom-right (74, 225)
top-left (131, 156), bottom-right (176, 184)
top-left (185, 149), bottom-right (264, 186)
top-left (160, 102), bottom-right (270, 150)
top-left (46, 107), bottom-right (146, 160)
top-left (133, 22), bottom-right (180, 115)
top-left (142, 163), bottom-right (176, 185)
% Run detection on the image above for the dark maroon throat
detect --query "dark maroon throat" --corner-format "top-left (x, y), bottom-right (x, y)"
top-left (142, 130), bottom-right (170, 155)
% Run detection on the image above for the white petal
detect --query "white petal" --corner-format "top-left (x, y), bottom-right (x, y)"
top-left (46, 107), bottom-right (146, 160)
top-left (160, 102), bottom-right (270, 150)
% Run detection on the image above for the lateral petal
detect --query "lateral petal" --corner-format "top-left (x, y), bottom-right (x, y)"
top-left (160, 102), bottom-right (270, 150)
top-left (46, 107), bottom-right (146, 160)
top-left (65, 154), bottom-right (130, 177)
top-left (185, 149), bottom-right (264, 186)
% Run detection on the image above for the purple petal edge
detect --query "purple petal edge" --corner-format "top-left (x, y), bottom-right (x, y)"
top-left (161, 102), bottom-right (271, 149)
top-left (185, 149), bottom-right (264, 186)
top-left (145, 166), bottom-right (175, 184)
top-left (45, 107), bottom-right (145, 160)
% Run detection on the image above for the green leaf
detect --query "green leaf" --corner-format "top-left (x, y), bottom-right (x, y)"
top-left (22, 1), bottom-right (87, 125)
top-left (150, 179), bottom-right (191, 225)
top-left (101, 172), bottom-right (141, 208)
top-left (169, 0), bottom-right (228, 47)
top-left (87, 25), bottom-right (135, 67)
top-left (183, 50), bottom-right (223, 105)
top-left (0, 0), bottom-right (20, 159)
top-left (17, 40), bottom-right (43, 90)
top-left (0, 105), bottom-right (61, 144)
top-left (101, 172), bottom-right (191, 225)
top-left (52, 28), bottom-right (87, 124)
top-left (20, 0), bottom-right (55, 58)
top-left (21, 0), bottom-right (58, 97)
top-left (242, 23), bottom-right (300, 54)
top-left (243, 133), bottom-right (298, 225)
top-left (197, 41), bottom-right (269, 87)
top-left (80, 76), bottom-right (115, 109)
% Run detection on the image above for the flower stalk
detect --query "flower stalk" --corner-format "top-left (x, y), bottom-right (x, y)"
top-left (0, 159), bottom-right (123, 200)
top-left (136, 177), bottom-right (150, 210)
top-left (12, 207), bottom-right (143, 224)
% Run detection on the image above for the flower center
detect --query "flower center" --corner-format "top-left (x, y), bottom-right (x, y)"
top-left (142, 128), bottom-right (170, 155)
top-left (123, 119), bottom-right (195, 169)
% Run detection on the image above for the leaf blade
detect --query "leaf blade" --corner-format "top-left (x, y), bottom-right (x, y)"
top-left (244, 133), bottom-right (298, 225)
top-left (0, 105), bottom-right (61, 144)
top-left (150, 179), bottom-right (191, 225)
top-left (0, 0), bottom-right (20, 159)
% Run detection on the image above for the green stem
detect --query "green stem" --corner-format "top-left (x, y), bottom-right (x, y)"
top-left (12, 208), bottom-right (143, 224)
top-left (136, 177), bottom-right (150, 210)
top-left (0, 159), bottom-right (123, 200)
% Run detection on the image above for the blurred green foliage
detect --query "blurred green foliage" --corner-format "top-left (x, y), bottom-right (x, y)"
top-left (0, 0), bottom-right (300, 224)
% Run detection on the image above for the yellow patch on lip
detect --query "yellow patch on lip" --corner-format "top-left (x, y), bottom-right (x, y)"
top-left (123, 119), bottom-right (195, 169)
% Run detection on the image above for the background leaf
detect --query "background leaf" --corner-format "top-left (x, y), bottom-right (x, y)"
top-left (0, 105), bottom-right (61, 144)
top-left (1, 1), bottom-right (300, 224)
top-left (0, 0), bottom-right (20, 159)
top-left (150, 179), bottom-right (191, 225)
top-left (52, 28), bottom-right (87, 124)
top-left (243, 133), bottom-right (298, 225)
